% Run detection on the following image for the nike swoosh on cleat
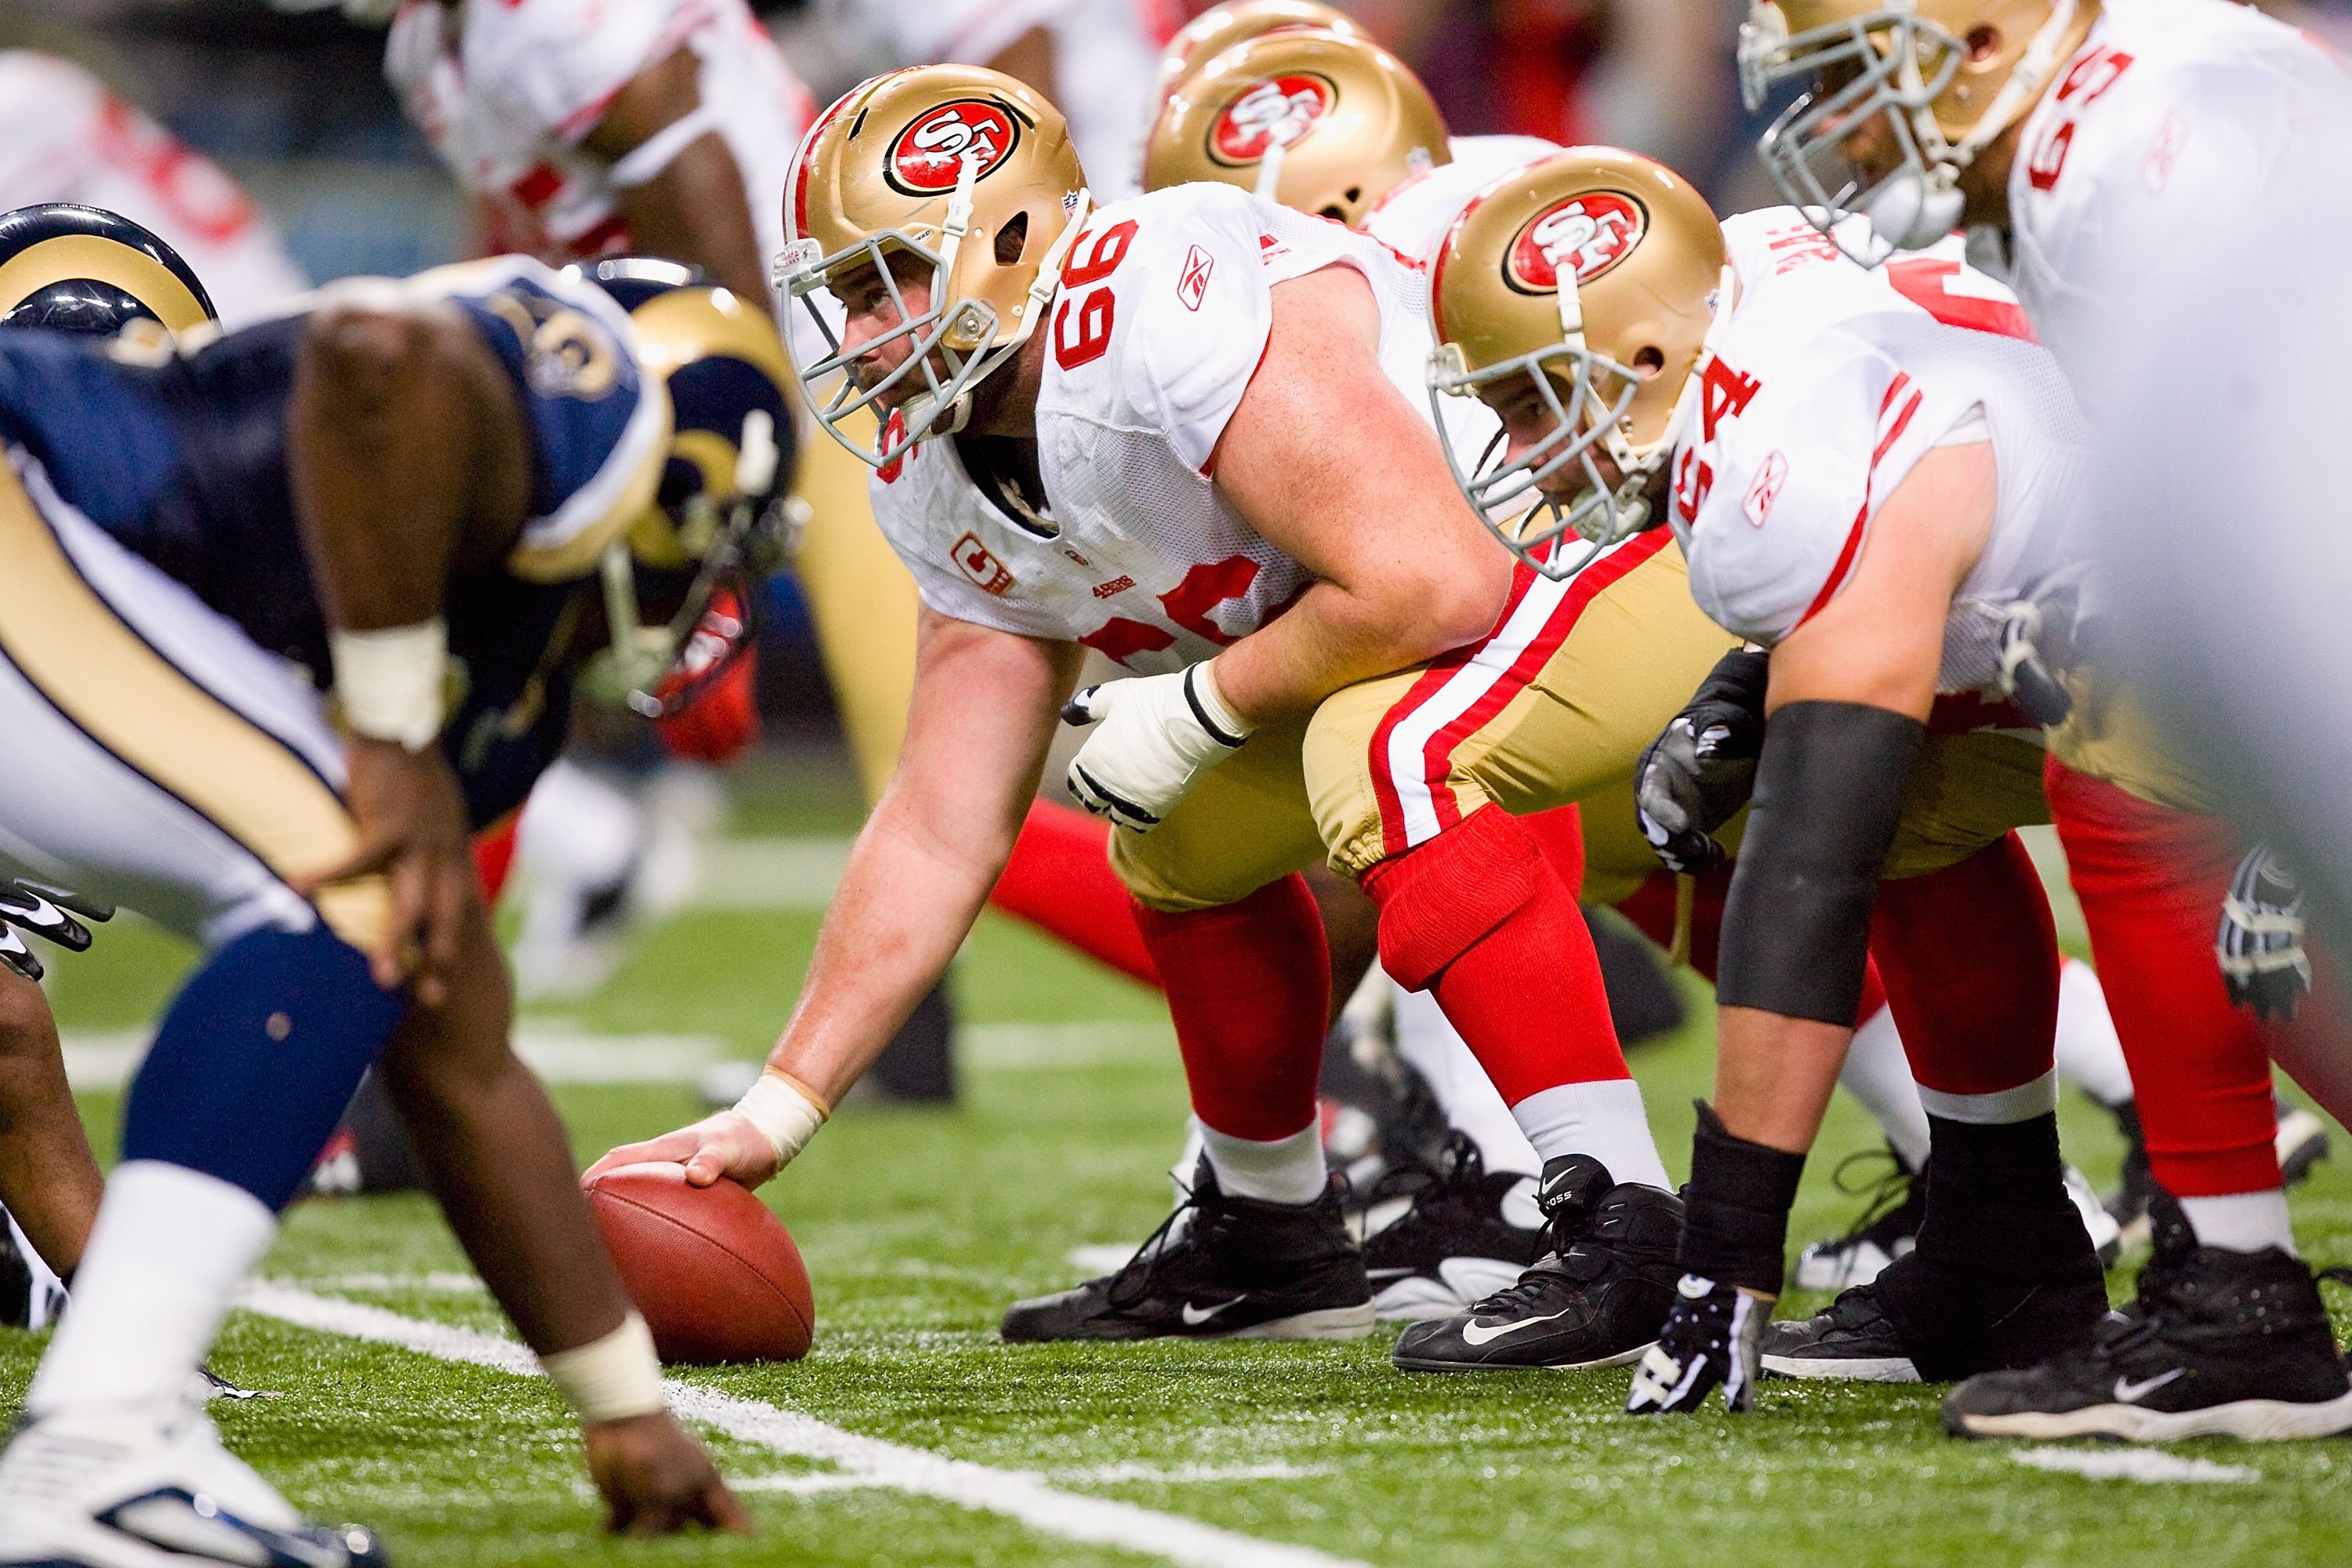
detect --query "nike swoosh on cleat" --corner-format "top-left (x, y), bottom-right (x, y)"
top-left (2113, 1367), bottom-right (2187, 1403)
top-left (1460, 1307), bottom-right (1574, 1347)
top-left (1181, 1298), bottom-right (1245, 1327)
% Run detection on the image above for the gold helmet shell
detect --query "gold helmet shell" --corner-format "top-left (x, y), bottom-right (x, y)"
top-left (1150, 0), bottom-right (1367, 104)
top-left (1428, 148), bottom-right (1728, 575)
top-left (1144, 30), bottom-right (1449, 228)
top-left (1739, 0), bottom-right (2099, 259)
top-left (776, 65), bottom-right (1090, 468)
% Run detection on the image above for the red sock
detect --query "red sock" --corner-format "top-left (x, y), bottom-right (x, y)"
top-left (1362, 806), bottom-right (1627, 1106)
top-left (2046, 760), bottom-right (2279, 1196)
top-left (989, 800), bottom-right (1159, 987)
top-left (1131, 874), bottom-right (1329, 1140)
top-left (1519, 802), bottom-right (1587, 891)
top-left (1868, 833), bottom-right (2060, 1098)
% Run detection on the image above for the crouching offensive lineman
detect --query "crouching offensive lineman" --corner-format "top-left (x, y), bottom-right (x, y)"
top-left (591, 66), bottom-right (1745, 1366)
top-left (0, 228), bottom-right (792, 1559)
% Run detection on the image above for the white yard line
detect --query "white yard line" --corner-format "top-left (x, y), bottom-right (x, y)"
top-left (237, 1282), bottom-right (1374, 1568)
top-left (2009, 1446), bottom-right (2259, 1485)
top-left (65, 1025), bottom-right (730, 1092)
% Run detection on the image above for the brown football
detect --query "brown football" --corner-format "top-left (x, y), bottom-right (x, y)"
top-left (583, 1163), bottom-right (815, 1364)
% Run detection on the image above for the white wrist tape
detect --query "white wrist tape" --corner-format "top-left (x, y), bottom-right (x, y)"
top-left (608, 102), bottom-right (722, 187)
top-left (331, 619), bottom-right (448, 752)
top-left (1189, 659), bottom-right (1254, 745)
top-left (735, 1069), bottom-right (829, 1170)
top-left (540, 1311), bottom-right (666, 1424)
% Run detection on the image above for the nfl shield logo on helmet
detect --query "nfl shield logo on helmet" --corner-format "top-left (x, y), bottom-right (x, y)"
top-left (886, 100), bottom-right (1022, 194)
top-left (1207, 74), bottom-right (1334, 165)
top-left (1504, 191), bottom-right (1649, 293)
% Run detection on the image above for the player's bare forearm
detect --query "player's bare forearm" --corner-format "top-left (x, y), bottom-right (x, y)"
top-left (0, 967), bottom-right (102, 1276)
top-left (286, 302), bottom-right (528, 632)
top-left (1711, 1005), bottom-right (1855, 1156)
top-left (591, 50), bottom-right (768, 304)
top-left (1210, 267), bottom-right (1513, 722)
top-left (763, 614), bottom-right (1080, 1103)
top-left (376, 901), bottom-right (635, 1356)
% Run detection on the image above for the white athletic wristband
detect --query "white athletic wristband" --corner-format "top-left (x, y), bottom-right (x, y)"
top-left (1190, 659), bottom-right (1255, 745)
top-left (540, 1311), bottom-right (666, 1424)
top-left (330, 619), bottom-right (448, 752)
top-left (735, 1069), bottom-right (829, 1170)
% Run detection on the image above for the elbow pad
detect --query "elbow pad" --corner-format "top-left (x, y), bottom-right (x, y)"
top-left (1715, 701), bottom-right (1924, 1026)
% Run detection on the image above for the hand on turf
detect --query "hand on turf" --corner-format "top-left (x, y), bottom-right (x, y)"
top-left (2218, 843), bottom-right (2311, 1022)
top-left (1062, 664), bottom-right (1250, 833)
top-left (1635, 648), bottom-right (1769, 876)
top-left (584, 1410), bottom-right (753, 1537)
top-left (0, 877), bottom-right (111, 982)
top-left (297, 737), bottom-right (478, 1007)
top-left (584, 1109), bottom-right (782, 1190)
top-left (1624, 1274), bottom-right (1769, 1415)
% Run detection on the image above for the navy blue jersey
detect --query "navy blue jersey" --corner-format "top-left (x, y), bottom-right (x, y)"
top-left (0, 257), bottom-right (671, 826)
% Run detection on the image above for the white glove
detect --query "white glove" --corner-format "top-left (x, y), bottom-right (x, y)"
top-left (1063, 662), bottom-right (1254, 832)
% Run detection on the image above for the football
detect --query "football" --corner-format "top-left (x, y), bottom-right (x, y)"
top-left (583, 1162), bottom-right (815, 1365)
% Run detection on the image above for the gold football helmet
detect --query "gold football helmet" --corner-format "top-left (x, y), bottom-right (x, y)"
top-left (1739, 0), bottom-right (2097, 260)
top-left (1428, 149), bottom-right (1729, 579)
top-left (774, 66), bottom-right (1090, 470)
top-left (1144, 30), bottom-right (1450, 228)
top-left (1151, 0), bottom-right (1367, 104)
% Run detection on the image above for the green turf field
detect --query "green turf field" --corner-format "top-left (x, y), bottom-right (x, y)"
top-left (7, 753), bottom-right (2351, 1567)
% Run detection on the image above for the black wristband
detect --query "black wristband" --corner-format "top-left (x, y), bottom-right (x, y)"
top-left (1677, 1102), bottom-right (1807, 1296)
top-left (1715, 699), bottom-right (1924, 1025)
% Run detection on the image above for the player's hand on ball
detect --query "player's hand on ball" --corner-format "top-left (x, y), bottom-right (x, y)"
top-left (583, 1410), bottom-right (753, 1536)
top-left (585, 1111), bottom-right (782, 1191)
top-left (1063, 662), bottom-right (1253, 833)
top-left (2218, 843), bottom-right (2311, 1021)
top-left (1624, 1275), bottom-right (1769, 1415)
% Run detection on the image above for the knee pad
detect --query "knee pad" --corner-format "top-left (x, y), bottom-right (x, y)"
top-left (1362, 807), bottom-right (1541, 993)
top-left (122, 924), bottom-right (406, 1211)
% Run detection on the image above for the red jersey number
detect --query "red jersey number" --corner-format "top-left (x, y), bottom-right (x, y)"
top-left (2026, 45), bottom-right (2135, 192)
top-left (1078, 554), bottom-right (1261, 667)
top-left (1053, 219), bottom-right (1141, 372)
top-left (1885, 257), bottom-right (2038, 341)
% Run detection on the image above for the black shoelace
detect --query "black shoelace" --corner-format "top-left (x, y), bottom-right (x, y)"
top-left (1103, 1178), bottom-right (1228, 1312)
top-left (1820, 1145), bottom-right (1916, 1248)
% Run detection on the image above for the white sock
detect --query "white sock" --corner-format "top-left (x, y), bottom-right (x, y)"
top-left (2054, 958), bottom-right (2136, 1106)
top-left (27, 1161), bottom-right (276, 1415)
top-left (1508, 1079), bottom-right (1673, 1192)
top-left (2182, 1189), bottom-right (2297, 1255)
top-left (1392, 981), bottom-right (1541, 1177)
top-left (1837, 1003), bottom-right (1932, 1170)
top-left (1916, 1067), bottom-right (2060, 1125)
top-left (1196, 1119), bottom-right (1327, 1206)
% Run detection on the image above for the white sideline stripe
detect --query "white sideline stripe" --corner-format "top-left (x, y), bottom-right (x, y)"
top-left (2009, 1446), bottom-right (2259, 1485)
top-left (235, 1282), bottom-right (1374, 1568)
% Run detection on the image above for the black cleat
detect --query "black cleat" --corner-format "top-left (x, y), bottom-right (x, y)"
top-left (1762, 1282), bottom-right (1921, 1382)
top-left (1363, 1133), bottom-right (1543, 1322)
top-left (1947, 1196), bottom-right (2352, 1441)
top-left (1000, 1156), bottom-right (1373, 1342)
top-left (1791, 1145), bottom-right (1925, 1293)
top-left (1392, 1155), bottom-right (1680, 1371)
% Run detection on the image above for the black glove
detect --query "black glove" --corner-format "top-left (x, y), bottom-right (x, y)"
top-left (1624, 1273), bottom-right (1769, 1414)
top-left (2218, 844), bottom-right (2309, 1022)
top-left (1997, 596), bottom-right (2074, 726)
top-left (0, 879), bottom-right (113, 983)
top-left (1636, 648), bottom-right (1769, 875)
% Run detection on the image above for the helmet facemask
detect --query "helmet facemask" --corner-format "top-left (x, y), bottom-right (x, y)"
top-left (775, 151), bottom-right (1090, 472)
top-left (1740, 0), bottom-right (2082, 265)
top-left (1431, 266), bottom-right (1727, 583)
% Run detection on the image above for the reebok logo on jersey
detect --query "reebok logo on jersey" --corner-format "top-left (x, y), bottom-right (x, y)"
top-left (1091, 575), bottom-right (1136, 599)
top-left (1744, 452), bottom-right (1788, 528)
top-left (1178, 245), bottom-right (1215, 312)
top-left (952, 532), bottom-right (1014, 595)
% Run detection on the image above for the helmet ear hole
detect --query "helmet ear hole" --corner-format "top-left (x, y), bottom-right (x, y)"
top-left (1343, 185), bottom-right (1362, 205)
top-left (994, 211), bottom-right (1030, 266)
top-left (1965, 26), bottom-right (2000, 63)
top-left (1632, 346), bottom-right (1664, 378)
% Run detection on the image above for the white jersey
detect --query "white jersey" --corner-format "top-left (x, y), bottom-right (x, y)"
top-left (852, 0), bottom-right (1171, 198)
top-left (1997, 0), bottom-right (2351, 392)
top-left (869, 184), bottom-right (1494, 672)
top-left (385, 0), bottom-right (811, 274)
top-left (0, 53), bottom-right (308, 328)
top-left (1671, 209), bottom-right (2091, 697)
top-left (1364, 134), bottom-right (1561, 269)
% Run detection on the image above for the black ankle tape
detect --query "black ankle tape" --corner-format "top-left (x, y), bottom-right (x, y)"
top-left (1922, 1112), bottom-right (2065, 1206)
top-left (1677, 1102), bottom-right (1807, 1295)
